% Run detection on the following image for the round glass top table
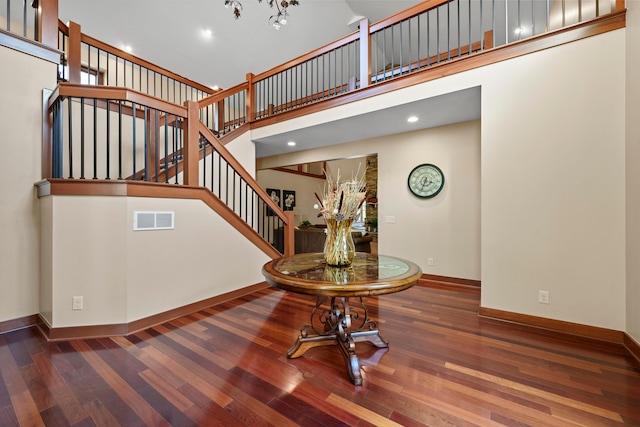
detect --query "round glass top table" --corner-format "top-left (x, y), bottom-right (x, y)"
top-left (262, 252), bottom-right (422, 385)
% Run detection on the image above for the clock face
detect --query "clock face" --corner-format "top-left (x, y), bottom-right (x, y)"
top-left (408, 164), bottom-right (444, 198)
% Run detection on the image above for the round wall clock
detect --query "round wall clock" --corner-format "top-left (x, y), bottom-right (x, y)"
top-left (407, 163), bottom-right (444, 198)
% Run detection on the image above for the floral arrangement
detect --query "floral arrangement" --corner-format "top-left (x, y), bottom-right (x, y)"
top-left (314, 167), bottom-right (367, 266)
top-left (314, 167), bottom-right (367, 221)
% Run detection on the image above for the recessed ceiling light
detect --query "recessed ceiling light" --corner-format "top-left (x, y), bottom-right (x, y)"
top-left (210, 85), bottom-right (219, 91)
top-left (202, 28), bottom-right (213, 38)
top-left (514, 27), bottom-right (524, 34)
top-left (287, 141), bottom-right (296, 146)
top-left (123, 45), bottom-right (133, 53)
top-left (407, 116), bottom-right (419, 123)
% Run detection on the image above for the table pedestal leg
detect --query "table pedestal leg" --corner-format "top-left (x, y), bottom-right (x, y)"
top-left (287, 296), bottom-right (387, 385)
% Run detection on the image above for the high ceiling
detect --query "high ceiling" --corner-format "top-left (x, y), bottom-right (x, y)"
top-left (58, 0), bottom-right (424, 90)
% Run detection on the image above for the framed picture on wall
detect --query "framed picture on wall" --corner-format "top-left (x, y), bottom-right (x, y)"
top-left (283, 190), bottom-right (296, 211)
top-left (266, 188), bottom-right (281, 216)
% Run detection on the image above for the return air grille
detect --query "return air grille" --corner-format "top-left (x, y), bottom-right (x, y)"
top-left (133, 211), bottom-right (175, 231)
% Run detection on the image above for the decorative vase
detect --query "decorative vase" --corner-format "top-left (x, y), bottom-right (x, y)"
top-left (323, 218), bottom-right (355, 267)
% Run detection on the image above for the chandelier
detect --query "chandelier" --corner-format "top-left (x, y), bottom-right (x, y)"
top-left (224, 0), bottom-right (300, 30)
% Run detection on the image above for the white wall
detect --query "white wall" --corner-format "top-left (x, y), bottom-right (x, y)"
top-left (257, 121), bottom-right (481, 281)
top-left (254, 30), bottom-right (627, 331)
top-left (256, 169), bottom-right (325, 225)
top-left (41, 195), bottom-right (270, 327)
top-left (626, 2), bottom-right (640, 344)
top-left (0, 45), bottom-right (57, 322)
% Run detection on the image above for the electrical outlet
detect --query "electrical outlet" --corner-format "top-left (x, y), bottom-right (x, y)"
top-left (538, 290), bottom-right (549, 304)
top-left (72, 296), bottom-right (84, 310)
top-left (428, 258), bottom-right (434, 266)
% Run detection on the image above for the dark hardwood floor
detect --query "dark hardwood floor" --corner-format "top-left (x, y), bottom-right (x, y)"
top-left (1, 280), bottom-right (639, 426)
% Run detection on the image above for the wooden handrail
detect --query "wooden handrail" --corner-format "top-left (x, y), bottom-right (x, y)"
top-left (198, 81), bottom-right (248, 109)
top-left (50, 83), bottom-right (188, 117)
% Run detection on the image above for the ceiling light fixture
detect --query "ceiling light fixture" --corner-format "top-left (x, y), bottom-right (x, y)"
top-left (224, 0), bottom-right (300, 30)
top-left (407, 116), bottom-right (419, 123)
top-left (287, 141), bottom-right (296, 146)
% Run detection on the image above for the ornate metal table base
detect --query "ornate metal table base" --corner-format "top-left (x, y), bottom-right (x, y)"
top-left (287, 296), bottom-right (388, 385)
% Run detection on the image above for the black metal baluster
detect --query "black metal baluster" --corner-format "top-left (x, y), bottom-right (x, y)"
top-left (92, 98), bottom-right (97, 178)
top-left (383, 27), bottom-right (387, 79)
top-left (202, 137), bottom-right (207, 186)
top-left (211, 145), bottom-right (216, 194)
top-left (80, 97), bottom-right (85, 179)
top-left (238, 176), bottom-right (242, 217)
top-left (52, 99), bottom-right (62, 178)
top-left (143, 106), bottom-right (148, 181)
top-left (164, 111), bottom-right (169, 183)
top-left (217, 152), bottom-right (222, 197)
top-left (225, 163), bottom-right (230, 205)
top-left (118, 100), bottom-right (122, 179)
top-left (427, 10), bottom-right (431, 66)
top-left (400, 20), bottom-right (404, 75)
top-left (174, 116), bottom-right (179, 185)
top-left (67, 97), bottom-right (73, 178)
top-left (132, 102), bottom-right (136, 180)
top-left (458, 0), bottom-right (461, 57)
top-left (23, 0), bottom-right (27, 37)
top-left (447, 2), bottom-right (451, 60)
top-left (480, 0), bottom-right (484, 51)
top-left (106, 99), bottom-right (110, 179)
top-left (154, 108), bottom-right (159, 182)
top-left (437, 7), bottom-right (441, 64)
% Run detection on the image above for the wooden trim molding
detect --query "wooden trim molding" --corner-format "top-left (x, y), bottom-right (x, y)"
top-left (420, 274), bottom-right (481, 287)
top-left (479, 307), bottom-right (625, 344)
top-left (0, 314), bottom-right (39, 334)
top-left (624, 334), bottom-right (640, 363)
top-left (37, 282), bottom-right (270, 341)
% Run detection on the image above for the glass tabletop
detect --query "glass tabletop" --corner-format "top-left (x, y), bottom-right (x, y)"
top-left (263, 253), bottom-right (422, 297)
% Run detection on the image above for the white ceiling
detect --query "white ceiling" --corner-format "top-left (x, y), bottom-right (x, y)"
top-left (58, 0), bottom-right (424, 89)
top-left (253, 87), bottom-right (481, 158)
top-left (58, 1), bottom-right (480, 158)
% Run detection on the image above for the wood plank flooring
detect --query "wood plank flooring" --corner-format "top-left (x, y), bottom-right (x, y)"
top-left (1, 280), bottom-right (639, 426)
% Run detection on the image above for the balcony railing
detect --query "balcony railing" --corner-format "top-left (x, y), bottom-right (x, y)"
top-left (249, 0), bottom-right (623, 121)
top-left (57, 21), bottom-right (215, 106)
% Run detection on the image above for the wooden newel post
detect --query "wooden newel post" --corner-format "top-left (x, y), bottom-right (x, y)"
top-left (359, 18), bottom-right (370, 90)
top-left (246, 73), bottom-right (255, 123)
top-left (67, 21), bottom-right (82, 84)
top-left (35, 0), bottom-right (59, 49)
top-left (183, 101), bottom-right (200, 186)
top-left (284, 211), bottom-right (295, 257)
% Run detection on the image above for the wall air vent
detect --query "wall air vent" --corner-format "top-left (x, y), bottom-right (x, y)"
top-left (134, 211), bottom-right (175, 231)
